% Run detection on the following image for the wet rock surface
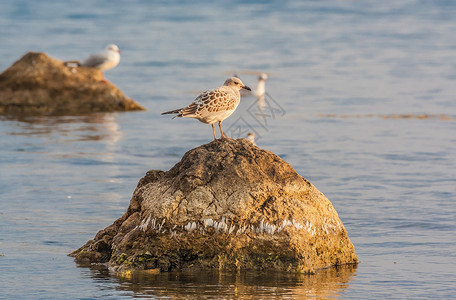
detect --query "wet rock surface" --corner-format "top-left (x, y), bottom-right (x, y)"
top-left (71, 139), bottom-right (358, 273)
top-left (0, 52), bottom-right (144, 115)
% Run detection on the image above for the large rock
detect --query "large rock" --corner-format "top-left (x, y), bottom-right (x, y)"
top-left (71, 139), bottom-right (358, 274)
top-left (0, 52), bottom-right (145, 115)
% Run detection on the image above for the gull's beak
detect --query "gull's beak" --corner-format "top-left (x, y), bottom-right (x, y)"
top-left (242, 85), bottom-right (251, 91)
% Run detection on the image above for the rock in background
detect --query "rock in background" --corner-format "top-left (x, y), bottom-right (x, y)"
top-left (71, 139), bottom-right (358, 274)
top-left (0, 52), bottom-right (144, 115)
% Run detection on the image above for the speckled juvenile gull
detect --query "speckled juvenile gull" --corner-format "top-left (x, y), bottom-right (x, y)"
top-left (162, 77), bottom-right (251, 140)
top-left (79, 44), bottom-right (120, 71)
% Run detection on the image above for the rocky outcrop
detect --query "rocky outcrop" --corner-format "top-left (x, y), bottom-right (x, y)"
top-left (71, 139), bottom-right (358, 274)
top-left (0, 52), bottom-right (145, 115)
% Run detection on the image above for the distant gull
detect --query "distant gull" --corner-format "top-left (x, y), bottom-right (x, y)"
top-left (246, 132), bottom-right (256, 145)
top-left (64, 44), bottom-right (120, 78)
top-left (254, 73), bottom-right (268, 97)
top-left (80, 44), bottom-right (120, 70)
top-left (162, 77), bottom-right (251, 140)
top-left (239, 73), bottom-right (268, 98)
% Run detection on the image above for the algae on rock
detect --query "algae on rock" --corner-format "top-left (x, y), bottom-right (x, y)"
top-left (71, 139), bottom-right (358, 273)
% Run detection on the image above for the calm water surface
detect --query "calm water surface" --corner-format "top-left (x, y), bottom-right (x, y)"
top-left (1, 1), bottom-right (455, 299)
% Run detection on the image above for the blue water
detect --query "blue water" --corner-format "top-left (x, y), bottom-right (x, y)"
top-left (1, 1), bottom-right (455, 299)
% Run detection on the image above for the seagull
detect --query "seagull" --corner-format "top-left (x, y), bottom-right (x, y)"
top-left (239, 73), bottom-right (268, 97)
top-left (64, 44), bottom-right (120, 80)
top-left (162, 77), bottom-right (251, 140)
top-left (246, 132), bottom-right (256, 145)
top-left (254, 73), bottom-right (268, 97)
top-left (80, 44), bottom-right (120, 71)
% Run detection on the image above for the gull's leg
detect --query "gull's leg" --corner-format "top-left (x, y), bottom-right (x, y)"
top-left (219, 121), bottom-right (227, 139)
top-left (212, 123), bottom-right (217, 140)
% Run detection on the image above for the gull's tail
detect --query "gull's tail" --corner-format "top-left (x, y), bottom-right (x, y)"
top-left (161, 108), bottom-right (183, 119)
top-left (161, 108), bottom-right (182, 115)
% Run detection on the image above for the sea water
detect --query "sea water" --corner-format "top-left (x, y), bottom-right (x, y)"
top-left (0, 1), bottom-right (455, 299)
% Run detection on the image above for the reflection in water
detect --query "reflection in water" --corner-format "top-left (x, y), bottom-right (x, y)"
top-left (1, 113), bottom-right (122, 142)
top-left (1, 113), bottom-right (122, 162)
top-left (85, 265), bottom-right (357, 299)
top-left (257, 93), bottom-right (266, 112)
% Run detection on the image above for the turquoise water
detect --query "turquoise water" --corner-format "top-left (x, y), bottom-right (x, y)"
top-left (1, 1), bottom-right (455, 299)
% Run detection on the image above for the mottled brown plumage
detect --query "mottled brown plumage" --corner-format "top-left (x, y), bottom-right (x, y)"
top-left (162, 77), bottom-right (251, 140)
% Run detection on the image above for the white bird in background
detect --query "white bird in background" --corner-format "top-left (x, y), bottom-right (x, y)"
top-left (246, 132), bottom-right (256, 145)
top-left (239, 73), bottom-right (269, 98)
top-left (254, 73), bottom-right (268, 97)
top-left (64, 44), bottom-right (120, 80)
top-left (79, 44), bottom-right (120, 71)
top-left (236, 72), bottom-right (270, 111)
top-left (162, 77), bottom-right (251, 140)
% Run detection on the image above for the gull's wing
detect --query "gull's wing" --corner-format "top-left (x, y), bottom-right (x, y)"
top-left (196, 89), bottom-right (237, 114)
top-left (163, 88), bottom-right (237, 119)
top-left (80, 53), bottom-right (107, 68)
